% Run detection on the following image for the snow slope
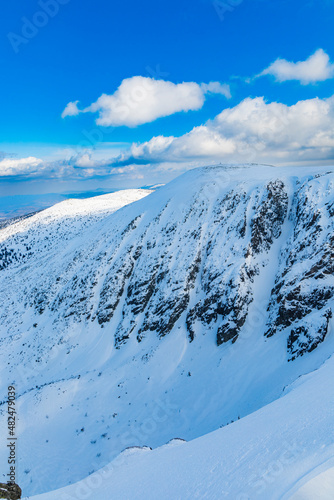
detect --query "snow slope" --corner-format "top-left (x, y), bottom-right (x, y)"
top-left (24, 349), bottom-right (334, 500)
top-left (0, 165), bottom-right (333, 497)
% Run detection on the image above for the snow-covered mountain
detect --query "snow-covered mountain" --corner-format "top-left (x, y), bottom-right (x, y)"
top-left (0, 165), bottom-right (333, 498)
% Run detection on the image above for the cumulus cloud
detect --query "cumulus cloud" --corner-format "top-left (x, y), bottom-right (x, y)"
top-left (73, 153), bottom-right (99, 168)
top-left (258, 49), bottom-right (334, 84)
top-left (113, 94), bottom-right (334, 166)
top-left (0, 157), bottom-right (43, 177)
top-left (7, 94), bottom-right (334, 183)
top-left (0, 154), bottom-right (113, 180)
top-left (62, 76), bottom-right (231, 127)
top-left (61, 100), bottom-right (80, 118)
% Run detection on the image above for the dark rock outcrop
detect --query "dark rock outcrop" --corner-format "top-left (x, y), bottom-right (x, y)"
top-left (0, 483), bottom-right (21, 500)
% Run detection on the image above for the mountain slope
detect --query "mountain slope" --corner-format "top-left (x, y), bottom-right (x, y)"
top-left (0, 165), bottom-right (333, 496)
top-left (24, 347), bottom-right (334, 500)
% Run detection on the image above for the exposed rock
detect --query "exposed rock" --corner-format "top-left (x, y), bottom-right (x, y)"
top-left (0, 483), bottom-right (22, 500)
top-left (265, 175), bottom-right (334, 358)
top-left (0, 166), bottom-right (333, 361)
top-left (288, 310), bottom-right (332, 361)
top-left (249, 180), bottom-right (288, 255)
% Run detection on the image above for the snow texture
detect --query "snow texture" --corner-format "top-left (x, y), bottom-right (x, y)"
top-left (0, 165), bottom-right (333, 498)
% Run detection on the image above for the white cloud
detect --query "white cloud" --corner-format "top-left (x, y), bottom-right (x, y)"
top-left (0, 154), bottom-right (111, 180)
top-left (61, 100), bottom-right (80, 118)
top-left (130, 136), bottom-right (175, 159)
top-left (0, 157), bottom-right (43, 177)
top-left (62, 77), bottom-right (230, 127)
top-left (259, 49), bottom-right (334, 84)
top-left (7, 94), bottom-right (334, 183)
top-left (73, 153), bottom-right (99, 168)
top-left (115, 94), bottom-right (334, 166)
top-left (201, 81), bottom-right (231, 98)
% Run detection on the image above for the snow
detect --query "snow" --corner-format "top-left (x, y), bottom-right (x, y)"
top-left (0, 188), bottom-right (152, 239)
top-left (24, 348), bottom-right (334, 499)
top-left (288, 464), bottom-right (334, 500)
top-left (0, 164), bottom-right (333, 498)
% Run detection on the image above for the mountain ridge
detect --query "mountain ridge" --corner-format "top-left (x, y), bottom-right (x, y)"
top-left (0, 164), bottom-right (333, 496)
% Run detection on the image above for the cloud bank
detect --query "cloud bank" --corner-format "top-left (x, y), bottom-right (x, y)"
top-left (0, 154), bottom-right (112, 180)
top-left (114, 94), bottom-right (334, 165)
top-left (258, 49), bottom-right (334, 84)
top-left (5, 94), bottom-right (334, 182)
top-left (62, 76), bottom-right (231, 127)
top-left (0, 157), bottom-right (43, 177)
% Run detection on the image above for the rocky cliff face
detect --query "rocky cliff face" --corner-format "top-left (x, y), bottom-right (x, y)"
top-left (265, 171), bottom-right (334, 360)
top-left (2, 166), bottom-right (329, 359)
top-left (0, 165), bottom-right (333, 495)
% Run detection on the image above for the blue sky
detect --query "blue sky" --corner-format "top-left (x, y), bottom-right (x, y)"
top-left (1, 0), bottom-right (334, 212)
